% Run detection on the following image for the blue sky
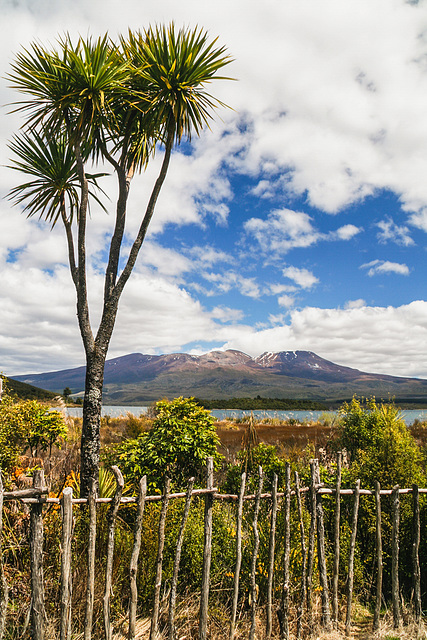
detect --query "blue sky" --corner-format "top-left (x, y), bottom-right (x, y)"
top-left (1, 0), bottom-right (427, 379)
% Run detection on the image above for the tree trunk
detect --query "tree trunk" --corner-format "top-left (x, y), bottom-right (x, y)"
top-left (80, 350), bottom-right (106, 498)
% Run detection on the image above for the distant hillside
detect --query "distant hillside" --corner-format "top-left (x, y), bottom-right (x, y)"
top-left (12, 349), bottom-right (427, 405)
top-left (1, 375), bottom-right (57, 401)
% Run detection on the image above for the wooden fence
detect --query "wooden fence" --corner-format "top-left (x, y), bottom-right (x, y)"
top-left (0, 454), bottom-right (425, 640)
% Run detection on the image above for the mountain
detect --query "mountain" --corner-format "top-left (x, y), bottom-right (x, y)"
top-left (11, 349), bottom-right (427, 405)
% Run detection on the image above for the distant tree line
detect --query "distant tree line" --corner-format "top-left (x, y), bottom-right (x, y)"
top-left (193, 396), bottom-right (328, 410)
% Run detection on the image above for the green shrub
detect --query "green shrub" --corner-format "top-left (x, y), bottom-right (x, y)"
top-left (107, 397), bottom-right (223, 491)
top-left (337, 397), bottom-right (425, 489)
top-left (0, 386), bottom-right (67, 474)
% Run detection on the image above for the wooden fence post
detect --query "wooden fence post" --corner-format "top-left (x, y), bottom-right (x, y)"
top-left (230, 472), bottom-right (246, 640)
top-left (332, 452), bottom-right (342, 628)
top-left (150, 477), bottom-right (170, 640)
top-left (30, 469), bottom-right (46, 640)
top-left (168, 477), bottom-right (195, 640)
top-left (0, 473), bottom-right (9, 640)
top-left (129, 476), bottom-right (147, 640)
top-left (84, 478), bottom-right (97, 640)
top-left (373, 481), bottom-right (382, 632)
top-left (279, 462), bottom-right (291, 640)
top-left (315, 460), bottom-right (331, 630)
top-left (294, 471), bottom-right (306, 640)
top-left (266, 473), bottom-right (278, 639)
top-left (412, 484), bottom-right (422, 622)
top-left (60, 487), bottom-right (73, 640)
top-left (306, 460), bottom-right (317, 630)
top-left (345, 479), bottom-right (360, 637)
top-left (199, 457), bottom-right (214, 640)
top-left (249, 466), bottom-right (263, 640)
top-left (391, 485), bottom-right (401, 629)
top-left (104, 466), bottom-right (124, 640)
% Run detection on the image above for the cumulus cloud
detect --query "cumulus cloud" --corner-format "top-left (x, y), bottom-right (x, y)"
top-left (335, 224), bottom-right (362, 241)
top-left (222, 301), bottom-right (427, 379)
top-left (345, 299), bottom-right (366, 310)
top-left (195, 271), bottom-right (261, 299)
top-left (245, 208), bottom-right (363, 257)
top-left (278, 294), bottom-right (296, 308)
top-left (2, 254), bottom-right (427, 380)
top-left (244, 209), bottom-right (318, 254)
top-left (360, 260), bottom-right (410, 276)
top-left (282, 266), bottom-right (319, 289)
top-left (376, 219), bottom-right (414, 246)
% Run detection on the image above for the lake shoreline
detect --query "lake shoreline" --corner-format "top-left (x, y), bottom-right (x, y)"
top-left (63, 405), bottom-right (427, 426)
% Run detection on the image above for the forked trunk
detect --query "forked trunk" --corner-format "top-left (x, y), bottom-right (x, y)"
top-left (80, 351), bottom-right (105, 498)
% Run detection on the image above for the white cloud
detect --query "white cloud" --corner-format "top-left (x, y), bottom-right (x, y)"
top-left (222, 301), bottom-right (427, 378)
top-left (245, 208), bottom-right (362, 256)
top-left (344, 299), bottom-right (366, 310)
top-left (2, 255), bottom-right (427, 380)
top-left (282, 266), bottom-right (319, 289)
top-left (197, 271), bottom-right (261, 299)
top-left (244, 209), bottom-right (321, 254)
top-left (408, 209), bottom-right (427, 233)
top-left (210, 306), bottom-right (244, 323)
top-left (2, 0), bottom-right (427, 225)
top-left (186, 245), bottom-right (233, 267)
top-left (360, 259), bottom-right (410, 276)
top-left (278, 294), bottom-right (296, 308)
top-left (139, 243), bottom-right (193, 278)
top-left (376, 219), bottom-right (414, 246)
top-left (335, 224), bottom-right (362, 241)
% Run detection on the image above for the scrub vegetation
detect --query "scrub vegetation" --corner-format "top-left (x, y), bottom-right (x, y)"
top-left (1, 387), bottom-right (427, 638)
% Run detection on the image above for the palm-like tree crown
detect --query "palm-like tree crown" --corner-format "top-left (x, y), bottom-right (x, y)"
top-left (8, 24), bottom-right (233, 197)
top-left (7, 129), bottom-right (107, 226)
top-left (122, 24), bottom-right (232, 144)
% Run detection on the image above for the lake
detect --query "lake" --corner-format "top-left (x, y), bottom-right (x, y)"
top-left (63, 406), bottom-right (427, 425)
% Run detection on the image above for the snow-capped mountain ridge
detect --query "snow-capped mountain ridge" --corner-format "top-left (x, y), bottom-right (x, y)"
top-left (13, 348), bottom-right (427, 407)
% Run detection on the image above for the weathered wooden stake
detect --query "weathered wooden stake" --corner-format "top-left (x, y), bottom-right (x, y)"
top-left (332, 452), bottom-right (342, 628)
top-left (249, 466), bottom-right (263, 640)
top-left (168, 477), bottom-right (195, 640)
top-left (60, 487), bottom-right (73, 640)
top-left (150, 477), bottom-right (171, 640)
top-left (295, 471), bottom-right (306, 640)
top-left (266, 473), bottom-right (278, 639)
top-left (373, 481), bottom-right (382, 632)
top-left (30, 469), bottom-right (46, 640)
top-left (129, 476), bottom-right (147, 640)
top-left (279, 462), bottom-right (291, 640)
top-left (0, 473), bottom-right (9, 640)
top-left (306, 460), bottom-right (317, 630)
top-left (199, 457), bottom-right (214, 640)
top-left (315, 460), bottom-right (331, 630)
top-left (391, 485), bottom-right (401, 629)
top-left (84, 479), bottom-right (97, 640)
top-left (229, 472), bottom-right (246, 640)
top-left (345, 479), bottom-right (360, 636)
top-left (103, 466), bottom-right (125, 640)
top-left (412, 484), bottom-right (422, 622)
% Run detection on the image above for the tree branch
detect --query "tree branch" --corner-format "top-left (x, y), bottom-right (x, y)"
top-left (95, 120), bottom-right (175, 350)
top-left (60, 201), bottom-right (78, 288)
top-left (115, 121), bottom-right (175, 297)
top-left (99, 137), bottom-right (135, 303)
top-left (73, 138), bottom-right (95, 356)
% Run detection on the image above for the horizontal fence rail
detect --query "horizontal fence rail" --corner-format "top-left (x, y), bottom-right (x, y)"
top-left (5, 485), bottom-right (427, 504)
top-left (0, 455), bottom-right (425, 639)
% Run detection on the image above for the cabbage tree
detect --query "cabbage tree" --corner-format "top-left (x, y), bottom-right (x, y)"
top-left (7, 25), bottom-right (232, 496)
